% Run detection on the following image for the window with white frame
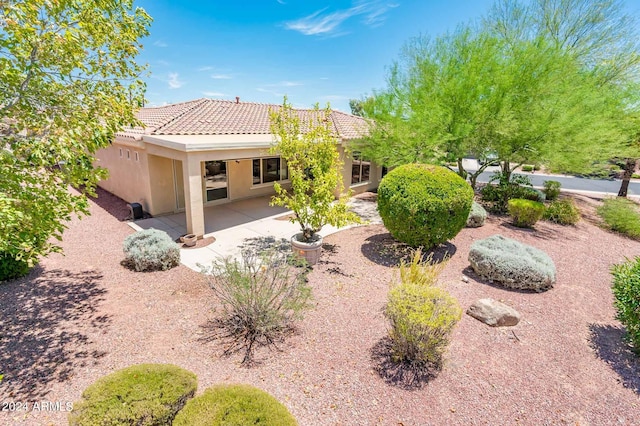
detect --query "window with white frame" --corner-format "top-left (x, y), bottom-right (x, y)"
top-left (252, 157), bottom-right (288, 185)
top-left (351, 152), bottom-right (371, 185)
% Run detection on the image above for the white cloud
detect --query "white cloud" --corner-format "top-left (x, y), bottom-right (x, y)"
top-left (167, 72), bottom-right (184, 89)
top-left (203, 91), bottom-right (226, 97)
top-left (153, 40), bottom-right (168, 47)
top-left (211, 74), bottom-right (233, 79)
top-left (284, 1), bottom-right (398, 36)
top-left (157, 60), bottom-right (170, 66)
top-left (265, 81), bottom-right (302, 87)
top-left (198, 66), bottom-right (214, 72)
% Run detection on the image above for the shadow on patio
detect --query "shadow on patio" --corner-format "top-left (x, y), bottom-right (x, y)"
top-left (132, 196), bottom-right (291, 240)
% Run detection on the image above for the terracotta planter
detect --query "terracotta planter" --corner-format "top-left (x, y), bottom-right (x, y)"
top-left (180, 233), bottom-right (197, 247)
top-left (290, 233), bottom-right (323, 265)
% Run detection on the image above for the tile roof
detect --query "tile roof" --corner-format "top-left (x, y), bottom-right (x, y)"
top-left (118, 98), bottom-right (368, 140)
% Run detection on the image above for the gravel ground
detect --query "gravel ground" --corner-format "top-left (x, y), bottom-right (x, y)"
top-left (1, 190), bottom-right (639, 425)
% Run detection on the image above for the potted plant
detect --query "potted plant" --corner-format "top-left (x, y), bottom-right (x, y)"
top-left (269, 98), bottom-right (361, 265)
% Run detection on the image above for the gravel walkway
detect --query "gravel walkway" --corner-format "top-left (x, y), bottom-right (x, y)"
top-left (1, 191), bottom-right (639, 425)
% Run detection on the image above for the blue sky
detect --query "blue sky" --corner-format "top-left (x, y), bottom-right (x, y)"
top-left (135, 0), bottom-right (638, 113)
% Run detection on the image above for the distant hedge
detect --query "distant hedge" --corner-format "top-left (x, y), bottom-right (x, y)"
top-left (377, 164), bottom-right (473, 248)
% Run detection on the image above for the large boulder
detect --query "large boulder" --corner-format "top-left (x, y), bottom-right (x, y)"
top-left (468, 235), bottom-right (556, 292)
top-left (467, 298), bottom-right (521, 327)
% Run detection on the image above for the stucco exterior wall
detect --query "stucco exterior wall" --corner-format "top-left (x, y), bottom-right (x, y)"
top-left (148, 155), bottom-right (178, 215)
top-left (96, 142), bottom-right (152, 212)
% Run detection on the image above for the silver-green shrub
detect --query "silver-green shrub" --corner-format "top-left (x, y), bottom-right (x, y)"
top-left (123, 229), bottom-right (180, 272)
top-left (468, 235), bottom-right (556, 291)
top-left (203, 248), bottom-right (312, 365)
top-left (466, 201), bottom-right (487, 228)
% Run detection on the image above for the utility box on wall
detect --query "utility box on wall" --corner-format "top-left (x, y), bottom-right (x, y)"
top-left (128, 202), bottom-right (143, 220)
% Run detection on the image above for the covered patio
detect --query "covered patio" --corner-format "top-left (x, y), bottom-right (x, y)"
top-left (130, 195), bottom-right (291, 242)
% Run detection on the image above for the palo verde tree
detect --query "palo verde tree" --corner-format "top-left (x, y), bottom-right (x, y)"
top-left (0, 0), bottom-right (151, 280)
top-left (487, 0), bottom-right (640, 192)
top-left (356, 24), bottom-right (624, 188)
top-left (356, 0), bottom-right (639, 188)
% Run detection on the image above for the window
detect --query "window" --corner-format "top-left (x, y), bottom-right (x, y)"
top-left (252, 157), bottom-right (288, 185)
top-left (204, 160), bottom-right (228, 201)
top-left (134, 151), bottom-right (139, 162)
top-left (381, 166), bottom-right (389, 179)
top-left (351, 152), bottom-right (370, 185)
top-left (126, 149), bottom-right (130, 160)
top-left (119, 148), bottom-right (123, 158)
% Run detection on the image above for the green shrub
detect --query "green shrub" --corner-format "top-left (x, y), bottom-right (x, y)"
top-left (0, 252), bottom-right (31, 282)
top-left (632, 173), bottom-right (640, 179)
top-left (385, 282), bottom-right (462, 367)
top-left (173, 384), bottom-right (298, 426)
top-left (68, 364), bottom-right (197, 426)
top-left (203, 248), bottom-right (312, 365)
top-left (543, 198), bottom-right (580, 225)
top-left (516, 188), bottom-right (546, 203)
top-left (377, 164), bottom-right (473, 248)
top-left (122, 228), bottom-right (180, 272)
top-left (543, 180), bottom-right (561, 201)
top-left (481, 174), bottom-right (537, 212)
top-left (468, 235), bottom-right (556, 291)
top-left (396, 249), bottom-right (445, 287)
top-left (611, 257), bottom-right (640, 353)
top-left (521, 165), bottom-right (534, 172)
top-left (466, 201), bottom-right (487, 228)
top-left (507, 199), bottom-right (546, 228)
top-left (597, 197), bottom-right (640, 239)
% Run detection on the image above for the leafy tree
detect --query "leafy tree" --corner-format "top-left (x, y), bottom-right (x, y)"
top-left (487, 0), bottom-right (640, 194)
top-left (0, 0), bottom-right (151, 280)
top-left (269, 98), bottom-right (360, 242)
top-left (356, 25), bottom-right (624, 188)
top-left (356, 0), bottom-right (639, 188)
top-left (349, 99), bottom-right (364, 117)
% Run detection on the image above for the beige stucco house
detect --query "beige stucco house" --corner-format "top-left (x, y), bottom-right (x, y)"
top-left (97, 98), bottom-right (382, 237)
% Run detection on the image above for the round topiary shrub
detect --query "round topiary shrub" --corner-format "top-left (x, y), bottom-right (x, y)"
top-left (172, 384), bottom-right (298, 426)
top-left (68, 364), bottom-right (197, 426)
top-left (466, 201), bottom-right (487, 228)
top-left (377, 164), bottom-right (473, 248)
top-left (123, 228), bottom-right (180, 272)
top-left (468, 234), bottom-right (556, 292)
top-left (507, 198), bottom-right (545, 228)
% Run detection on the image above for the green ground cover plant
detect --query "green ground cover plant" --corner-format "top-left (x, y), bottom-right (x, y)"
top-left (173, 384), bottom-right (298, 426)
top-left (68, 364), bottom-right (197, 426)
top-left (597, 197), bottom-right (640, 239)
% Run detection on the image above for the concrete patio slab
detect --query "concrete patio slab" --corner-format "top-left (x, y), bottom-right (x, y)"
top-left (128, 195), bottom-right (380, 272)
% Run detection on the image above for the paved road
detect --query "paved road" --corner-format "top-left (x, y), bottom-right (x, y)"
top-left (475, 170), bottom-right (638, 197)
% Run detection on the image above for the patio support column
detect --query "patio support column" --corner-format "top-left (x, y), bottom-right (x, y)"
top-left (182, 156), bottom-right (205, 237)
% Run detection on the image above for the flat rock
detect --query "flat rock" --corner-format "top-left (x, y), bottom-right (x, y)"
top-left (467, 298), bottom-right (521, 327)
